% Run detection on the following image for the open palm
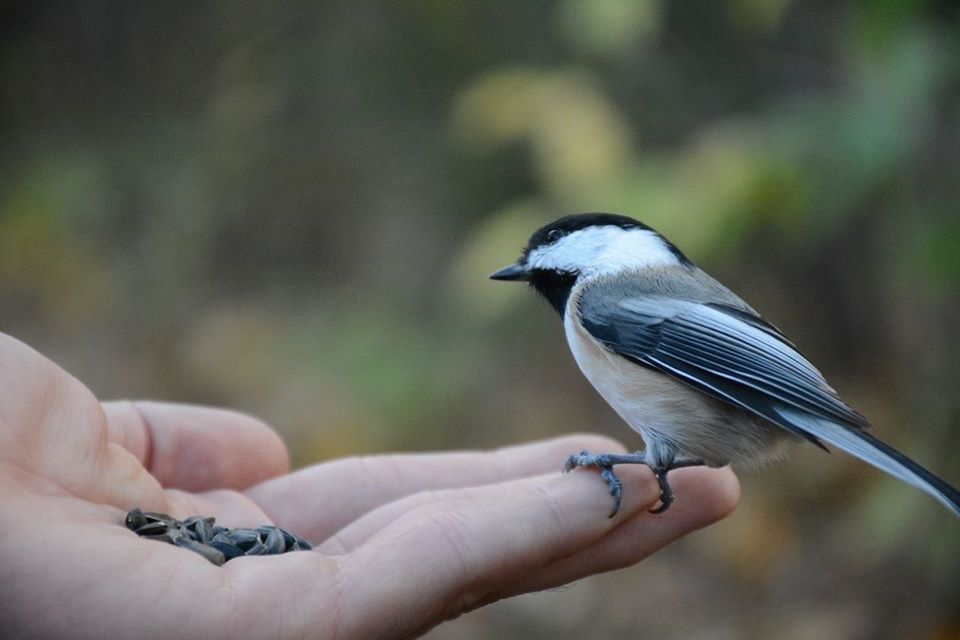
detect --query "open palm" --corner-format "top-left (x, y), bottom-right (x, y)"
top-left (0, 332), bottom-right (739, 639)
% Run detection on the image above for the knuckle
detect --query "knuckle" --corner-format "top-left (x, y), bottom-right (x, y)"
top-left (418, 503), bottom-right (479, 575)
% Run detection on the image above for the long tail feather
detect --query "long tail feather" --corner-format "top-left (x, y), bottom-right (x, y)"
top-left (778, 408), bottom-right (960, 517)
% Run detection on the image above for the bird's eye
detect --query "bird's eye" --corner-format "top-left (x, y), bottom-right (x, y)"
top-left (547, 229), bottom-right (564, 242)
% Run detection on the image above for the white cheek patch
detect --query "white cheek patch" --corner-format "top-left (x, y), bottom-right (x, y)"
top-left (527, 227), bottom-right (678, 275)
top-left (598, 229), bottom-right (678, 273)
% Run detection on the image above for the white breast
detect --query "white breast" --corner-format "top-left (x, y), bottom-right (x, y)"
top-left (563, 306), bottom-right (708, 441)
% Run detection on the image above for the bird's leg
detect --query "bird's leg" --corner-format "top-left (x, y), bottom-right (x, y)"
top-left (563, 450), bottom-right (705, 517)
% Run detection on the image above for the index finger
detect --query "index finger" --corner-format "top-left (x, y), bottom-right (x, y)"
top-left (245, 434), bottom-right (627, 541)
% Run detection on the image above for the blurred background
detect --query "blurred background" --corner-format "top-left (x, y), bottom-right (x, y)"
top-left (2, 0), bottom-right (959, 637)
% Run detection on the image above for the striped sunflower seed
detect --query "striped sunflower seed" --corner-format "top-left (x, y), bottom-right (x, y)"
top-left (125, 508), bottom-right (313, 566)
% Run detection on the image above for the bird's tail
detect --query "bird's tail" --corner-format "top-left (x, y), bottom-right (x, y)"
top-left (779, 408), bottom-right (960, 517)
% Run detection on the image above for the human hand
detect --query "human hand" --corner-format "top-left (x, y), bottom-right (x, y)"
top-left (0, 332), bottom-right (739, 639)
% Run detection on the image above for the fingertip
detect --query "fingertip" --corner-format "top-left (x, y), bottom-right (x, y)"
top-left (177, 404), bottom-right (291, 485)
top-left (663, 466), bottom-right (741, 527)
top-left (209, 406), bottom-right (291, 477)
top-left (709, 467), bottom-right (741, 521)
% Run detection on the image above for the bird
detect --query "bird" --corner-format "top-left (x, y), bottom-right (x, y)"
top-left (490, 212), bottom-right (960, 518)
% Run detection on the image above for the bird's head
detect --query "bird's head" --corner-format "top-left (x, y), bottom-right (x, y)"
top-left (489, 213), bottom-right (690, 314)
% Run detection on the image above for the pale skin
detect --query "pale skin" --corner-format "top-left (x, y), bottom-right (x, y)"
top-left (0, 332), bottom-right (740, 639)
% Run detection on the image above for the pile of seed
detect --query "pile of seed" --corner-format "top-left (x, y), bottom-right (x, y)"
top-left (125, 507), bottom-right (313, 566)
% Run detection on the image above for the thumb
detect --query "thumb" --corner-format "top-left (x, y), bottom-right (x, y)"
top-left (0, 332), bottom-right (165, 510)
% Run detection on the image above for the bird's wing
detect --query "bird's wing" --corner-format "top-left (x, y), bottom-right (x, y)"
top-left (580, 296), bottom-right (867, 439)
top-left (578, 294), bottom-right (960, 516)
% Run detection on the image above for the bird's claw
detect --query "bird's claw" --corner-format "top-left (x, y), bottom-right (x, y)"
top-left (562, 449), bottom-right (591, 474)
top-left (563, 449), bottom-right (617, 473)
top-left (648, 470), bottom-right (675, 514)
top-left (600, 467), bottom-right (622, 518)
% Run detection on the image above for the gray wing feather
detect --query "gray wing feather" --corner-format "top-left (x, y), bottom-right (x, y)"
top-left (585, 296), bottom-right (869, 430)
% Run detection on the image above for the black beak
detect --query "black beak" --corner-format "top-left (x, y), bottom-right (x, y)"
top-left (489, 262), bottom-right (531, 282)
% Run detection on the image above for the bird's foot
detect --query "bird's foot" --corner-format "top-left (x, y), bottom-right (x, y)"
top-left (563, 450), bottom-right (647, 518)
top-left (563, 450), bottom-right (705, 517)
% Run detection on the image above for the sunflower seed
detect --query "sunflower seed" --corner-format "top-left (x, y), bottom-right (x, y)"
top-left (175, 538), bottom-right (226, 566)
top-left (228, 529), bottom-right (261, 550)
top-left (211, 531), bottom-right (233, 545)
top-left (208, 540), bottom-right (244, 561)
top-left (135, 521), bottom-right (171, 536)
top-left (279, 529), bottom-right (297, 548)
top-left (243, 540), bottom-right (270, 556)
top-left (125, 508), bottom-right (148, 531)
top-left (263, 527), bottom-right (286, 554)
top-left (125, 508), bottom-right (313, 565)
top-left (140, 533), bottom-right (175, 543)
top-left (142, 511), bottom-right (175, 524)
top-left (293, 534), bottom-right (313, 550)
top-left (184, 516), bottom-right (213, 544)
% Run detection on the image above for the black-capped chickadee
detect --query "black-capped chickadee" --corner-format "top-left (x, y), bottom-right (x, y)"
top-left (491, 213), bottom-right (960, 518)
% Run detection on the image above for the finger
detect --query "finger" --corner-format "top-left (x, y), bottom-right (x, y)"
top-left (320, 466), bottom-right (736, 555)
top-left (245, 433), bottom-right (627, 542)
top-left (331, 464), bottom-right (661, 639)
top-left (317, 462), bottom-right (653, 554)
top-left (102, 401), bottom-right (290, 491)
top-left (488, 466), bottom-right (740, 601)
